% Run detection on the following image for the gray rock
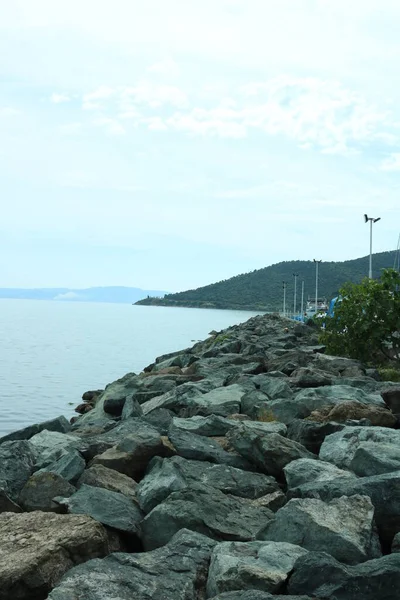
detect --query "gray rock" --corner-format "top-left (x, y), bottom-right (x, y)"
top-left (250, 490), bottom-right (287, 512)
top-left (91, 425), bottom-right (172, 479)
top-left (137, 456), bottom-right (279, 513)
top-left (286, 419), bottom-right (345, 454)
top-left (143, 408), bottom-right (174, 434)
top-left (392, 532), bottom-right (400, 553)
top-left (64, 484), bottom-right (144, 535)
top-left (0, 440), bottom-right (36, 502)
top-left (29, 431), bottom-right (83, 468)
top-left (186, 384), bottom-right (248, 417)
top-left (257, 495), bottom-right (381, 564)
top-left (0, 415), bottom-right (71, 444)
top-left (290, 367), bottom-right (332, 387)
top-left (140, 484), bottom-right (274, 550)
top-left (209, 593), bottom-right (312, 600)
top-left (314, 353), bottom-right (364, 375)
top-left (19, 471), bottom-right (76, 512)
top-left (121, 394), bottom-right (143, 419)
top-left (77, 464), bottom-right (138, 501)
top-left (256, 377), bottom-right (293, 400)
top-left (289, 470), bottom-right (400, 548)
top-left (0, 511), bottom-right (114, 600)
top-left (381, 386), bottom-right (400, 413)
top-left (38, 449), bottom-right (86, 484)
top-left (207, 540), bottom-right (308, 597)
top-left (227, 427), bottom-right (313, 477)
top-left (319, 426), bottom-right (400, 475)
top-left (241, 390), bottom-right (270, 418)
top-left (283, 458), bottom-right (356, 489)
top-left (288, 551), bottom-right (400, 599)
top-left (167, 425), bottom-right (252, 470)
top-left (103, 396), bottom-right (126, 416)
top-left (172, 415), bottom-right (235, 436)
top-left (48, 529), bottom-right (216, 600)
top-left (0, 489), bottom-right (22, 513)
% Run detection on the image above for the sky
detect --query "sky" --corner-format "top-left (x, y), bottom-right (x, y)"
top-left (1, 0), bottom-right (400, 292)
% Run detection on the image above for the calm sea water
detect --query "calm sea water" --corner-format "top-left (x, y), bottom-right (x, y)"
top-left (0, 300), bottom-right (262, 436)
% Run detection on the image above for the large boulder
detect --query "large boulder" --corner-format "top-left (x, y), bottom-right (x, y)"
top-left (288, 551), bottom-right (400, 599)
top-left (0, 440), bottom-right (36, 503)
top-left (319, 426), bottom-right (400, 476)
top-left (286, 419), bottom-right (345, 454)
top-left (37, 449), bottom-right (86, 484)
top-left (63, 484), bottom-right (144, 536)
top-left (283, 458), bottom-right (356, 489)
top-left (0, 416), bottom-right (71, 444)
top-left (140, 484), bottom-right (274, 550)
top-left (167, 426), bottom-right (252, 470)
top-left (0, 511), bottom-right (113, 600)
top-left (381, 387), bottom-right (400, 413)
top-left (257, 495), bottom-right (381, 564)
top-left (19, 472), bottom-right (76, 512)
top-left (308, 401), bottom-right (397, 427)
top-left (289, 470), bottom-right (400, 548)
top-left (206, 541), bottom-right (308, 597)
top-left (227, 427), bottom-right (313, 477)
top-left (137, 456), bottom-right (279, 513)
top-left (208, 593), bottom-right (312, 600)
top-left (181, 384), bottom-right (248, 417)
top-left (91, 425), bottom-right (173, 479)
top-left (29, 431), bottom-right (83, 468)
top-left (48, 529), bottom-right (216, 600)
top-left (76, 464), bottom-right (138, 501)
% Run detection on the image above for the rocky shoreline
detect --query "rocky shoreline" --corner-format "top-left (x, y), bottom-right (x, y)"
top-left (1, 313), bottom-right (400, 599)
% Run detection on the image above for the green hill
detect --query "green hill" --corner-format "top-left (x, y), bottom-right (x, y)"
top-left (135, 250), bottom-right (400, 312)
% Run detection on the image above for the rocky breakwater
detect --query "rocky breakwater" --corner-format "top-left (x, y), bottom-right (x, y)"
top-left (2, 314), bottom-right (400, 599)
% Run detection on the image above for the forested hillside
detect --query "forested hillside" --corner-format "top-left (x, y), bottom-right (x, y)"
top-left (135, 250), bottom-right (399, 312)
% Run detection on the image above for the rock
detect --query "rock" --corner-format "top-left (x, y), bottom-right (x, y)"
top-left (288, 551), bottom-right (400, 599)
top-left (392, 532), bottom-right (400, 553)
top-left (0, 440), bottom-right (36, 502)
top-left (256, 377), bottom-right (293, 400)
top-left (241, 390), bottom-right (270, 418)
top-left (257, 495), bottom-right (381, 564)
top-left (251, 490), bottom-right (287, 512)
top-left (140, 484), bottom-right (274, 550)
top-left (77, 464), bottom-right (138, 501)
top-left (172, 415), bottom-right (235, 436)
top-left (289, 470), bottom-right (400, 549)
top-left (103, 396), bottom-right (126, 416)
top-left (314, 353), bottom-right (364, 375)
top-left (286, 419), bottom-right (345, 454)
top-left (0, 511), bottom-right (113, 600)
top-left (381, 386), bottom-right (400, 413)
top-left (284, 458), bottom-right (356, 489)
top-left (207, 540), bottom-right (308, 597)
top-left (142, 408), bottom-right (174, 434)
top-left (38, 449), bottom-right (86, 484)
top-left (121, 394), bottom-right (143, 419)
top-left (64, 484), bottom-right (144, 536)
top-left (29, 431), bottom-right (83, 468)
top-left (184, 384), bottom-right (248, 417)
top-left (319, 426), bottom-right (400, 476)
top-left (208, 593), bottom-right (312, 600)
top-left (227, 427), bottom-right (313, 478)
top-left (137, 456), bottom-right (279, 513)
top-left (0, 415), bottom-right (71, 444)
top-left (82, 389), bottom-right (104, 403)
top-left (167, 425), bottom-right (252, 470)
top-left (19, 471), bottom-right (76, 512)
top-left (0, 489), bottom-right (22, 512)
top-left (290, 367), bottom-right (332, 387)
top-left (308, 401), bottom-right (397, 427)
top-left (47, 529), bottom-right (216, 600)
top-left (91, 425), bottom-right (173, 479)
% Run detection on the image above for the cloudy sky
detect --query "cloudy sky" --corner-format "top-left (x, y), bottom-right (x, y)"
top-left (1, 0), bottom-right (400, 291)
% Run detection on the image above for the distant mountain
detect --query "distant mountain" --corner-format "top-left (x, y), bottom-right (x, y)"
top-left (135, 250), bottom-right (400, 312)
top-left (0, 286), bottom-right (168, 304)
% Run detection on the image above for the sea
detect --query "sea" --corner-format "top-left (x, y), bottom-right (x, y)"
top-left (0, 300), bottom-right (263, 436)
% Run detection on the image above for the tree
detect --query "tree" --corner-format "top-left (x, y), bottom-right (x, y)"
top-left (320, 268), bottom-right (400, 365)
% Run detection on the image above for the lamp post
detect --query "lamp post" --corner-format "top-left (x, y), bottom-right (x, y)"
top-left (364, 214), bottom-right (381, 279)
top-left (282, 281), bottom-right (287, 317)
top-left (293, 273), bottom-right (299, 318)
top-left (313, 259), bottom-right (322, 315)
top-left (300, 280), bottom-right (305, 321)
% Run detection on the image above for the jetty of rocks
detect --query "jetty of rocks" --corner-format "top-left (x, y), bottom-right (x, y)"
top-left (1, 313), bottom-right (400, 599)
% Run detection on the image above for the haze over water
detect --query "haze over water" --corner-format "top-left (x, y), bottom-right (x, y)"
top-left (0, 300), bottom-right (262, 436)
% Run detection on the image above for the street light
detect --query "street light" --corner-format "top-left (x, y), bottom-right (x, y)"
top-left (293, 273), bottom-right (299, 318)
top-left (313, 259), bottom-right (322, 315)
top-left (300, 280), bottom-right (305, 321)
top-left (282, 281), bottom-right (287, 317)
top-left (364, 214), bottom-right (381, 279)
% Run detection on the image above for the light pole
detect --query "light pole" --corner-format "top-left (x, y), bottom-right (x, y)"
top-left (282, 281), bottom-right (287, 317)
top-left (293, 273), bottom-right (299, 318)
top-left (364, 214), bottom-right (381, 279)
top-left (313, 259), bottom-right (322, 315)
top-left (300, 280), bottom-right (305, 321)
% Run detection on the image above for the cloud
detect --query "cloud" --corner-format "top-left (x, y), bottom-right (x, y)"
top-left (82, 86), bottom-right (115, 110)
top-left (50, 93), bottom-right (70, 104)
top-left (380, 153), bottom-right (400, 171)
top-left (148, 58), bottom-right (180, 78)
top-left (0, 107), bottom-right (20, 117)
top-left (92, 117), bottom-right (125, 135)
